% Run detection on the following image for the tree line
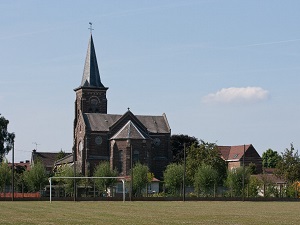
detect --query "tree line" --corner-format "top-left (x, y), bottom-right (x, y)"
top-left (1, 115), bottom-right (300, 198)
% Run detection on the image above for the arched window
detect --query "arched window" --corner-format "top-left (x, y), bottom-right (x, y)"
top-left (90, 97), bottom-right (100, 113)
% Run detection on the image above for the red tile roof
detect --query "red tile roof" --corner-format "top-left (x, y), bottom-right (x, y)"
top-left (218, 144), bottom-right (252, 161)
top-left (8, 161), bottom-right (31, 171)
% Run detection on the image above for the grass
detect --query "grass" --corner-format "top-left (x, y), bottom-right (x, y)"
top-left (0, 201), bottom-right (300, 225)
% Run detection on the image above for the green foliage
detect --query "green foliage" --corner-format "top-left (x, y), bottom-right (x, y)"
top-left (225, 167), bottom-right (250, 197)
top-left (0, 161), bottom-right (11, 193)
top-left (248, 162), bottom-right (257, 175)
top-left (14, 165), bottom-right (27, 193)
top-left (163, 163), bottom-right (183, 196)
top-left (262, 148), bottom-right (280, 168)
top-left (193, 163), bottom-right (218, 197)
top-left (275, 143), bottom-right (300, 183)
top-left (259, 174), bottom-right (280, 197)
top-left (56, 149), bottom-right (66, 161)
top-left (0, 115), bottom-right (15, 163)
top-left (247, 176), bottom-right (262, 197)
top-left (54, 164), bottom-right (80, 195)
top-left (24, 160), bottom-right (47, 192)
top-left (186, 141), bottom-right (227, 185)
top-left (93, 161), bottom-right (118, 195)
top-left (284, 183), bottom-right (298, 198)
top-left (132, 163), bottom-right (149, 197)
top-left (171, 134), bottom-right (199, 163)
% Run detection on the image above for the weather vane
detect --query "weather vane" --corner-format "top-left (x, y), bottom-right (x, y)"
top-left (88, 22), bottom-right (94, 34)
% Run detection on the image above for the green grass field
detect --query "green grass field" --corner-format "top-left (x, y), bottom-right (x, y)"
top-left (0, 201), bottom-right (299, 225)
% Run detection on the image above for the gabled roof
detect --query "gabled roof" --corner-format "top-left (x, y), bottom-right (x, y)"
top-left (252, 174), bottom-right (286, 184)
top-left (83, 113), bottom-right (170, 134)
top-left (218, 144), bottom-right (252, 161)
top-left (55, 153), bottom-right (74, 166)
top-left (110, 120), bottom-right (150, 140)
top-left (32, 151), bottom-right (72, 168)
top-left (110, 110), bottom-right (148, 135)
top-left (77, 34), bottom-right (107, 89)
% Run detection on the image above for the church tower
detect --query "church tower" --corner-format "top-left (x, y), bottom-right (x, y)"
top-left (74, 34), bottom-right (108, 116)
top-left (73, 34), bottom-right (109, 175)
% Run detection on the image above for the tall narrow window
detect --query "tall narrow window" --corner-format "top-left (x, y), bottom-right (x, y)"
top-left (133, 150), bottom-right (139, 164)
top-left (118, 150), bottom-right (123, 173)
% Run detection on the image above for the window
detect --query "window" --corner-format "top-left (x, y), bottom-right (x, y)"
top-left (133, 150), bottom-right (139, 164)
top-left (118, 150), bottom-right (123, 173)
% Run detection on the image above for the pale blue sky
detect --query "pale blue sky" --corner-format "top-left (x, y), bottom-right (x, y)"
top-left (1, 0), bottom-right (300, 162)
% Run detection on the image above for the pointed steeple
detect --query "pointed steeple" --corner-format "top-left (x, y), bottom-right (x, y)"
top-left (80, 34), bottom-right (105, 88)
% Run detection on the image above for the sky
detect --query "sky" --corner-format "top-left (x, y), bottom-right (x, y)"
top-left (1, 0), bottom-right (300, 162)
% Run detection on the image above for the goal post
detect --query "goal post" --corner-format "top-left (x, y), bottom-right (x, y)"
top-left (48, 176), bottom-right (126, 203)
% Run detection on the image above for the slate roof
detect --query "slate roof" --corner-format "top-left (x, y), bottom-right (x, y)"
top-left (32, 151), bottom-right (72, 168)
top-left (252, 174), bottom-right (286, 184)
top-left (110, 120), bottom-right (150, 140)
top-left (83, 113), bottom-right (170, 134)
top-left (79, 34), bottom-right (106, 89)
top-left (218, 144), bottom-right (252, 161)
top-left (55, 153), bottom-right (74, 166)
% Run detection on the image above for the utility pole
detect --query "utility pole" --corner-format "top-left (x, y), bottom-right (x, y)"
top-left (183, 143), bottom-right (186, 202)
top-left (12, 138), bottom-right (15, 201)
top-left (130, 142), bottom-right (133, 201)
top-left (242, 144), bottom-right (245, 202)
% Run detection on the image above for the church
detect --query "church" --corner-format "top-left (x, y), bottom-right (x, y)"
top-left (72, 34), bottom-right (172, 179)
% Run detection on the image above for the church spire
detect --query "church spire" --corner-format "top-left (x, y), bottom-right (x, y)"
top-left (80, 34), bottom-right (105, 88)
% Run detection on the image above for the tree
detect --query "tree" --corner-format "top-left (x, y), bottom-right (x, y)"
top-left (225, 167), bottom-right (250, 197)
top-left (186, 140), bottom-right (227, 185)
top-left (171, 134), bottom-right (199, 163)
top-left (0, 115), bottom-right (15, 163)
top-left (132, 163), bottom-right (149, 197)
top-left (163, 163), bottom-right (183, 196)
top-left (262, 148), bottom-right (280, 168)
top-left (248, 162), bottom-right (257, 175)
top-left (247, 176), bottom-right (261, 197)
top-left (56, 149), bottom-right (66, 161)
top-left (275, 143), bottom-right (300, 183)
top-left (93, 161), bottom-right (118, 196)
top-left (194, 163), bottom-right (218, 197)
top-left (14, 165), bottom-right (27, 193)
top-left (54, 164), bottom-right (81, 196)
top-left (0, 161), bottom-right (11, 195)
top-left (24, 160), bottom-right (47, 192)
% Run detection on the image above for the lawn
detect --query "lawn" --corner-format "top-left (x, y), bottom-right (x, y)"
top-left (0, 201), bottom-right (299, 225)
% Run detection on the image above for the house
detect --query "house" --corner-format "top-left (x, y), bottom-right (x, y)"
top-left (8, 160), bottom-right (31, 172)
top-left (252, 168), bottom-right (287, 197)
top-left (31, 150), bottom-right (72, 175)
top-left (72, 34), bottom-right (172, 179)
top-left (218, 144), bottom-right (263, 173)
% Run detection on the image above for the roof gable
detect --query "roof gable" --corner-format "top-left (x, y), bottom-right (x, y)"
top-left (83, 112), bottom-right (170, 134)
top-left (32, 151), bottom-right (72, 167)
top-left (111, 120), bottom-right (150, 140)
top-left (218, 144), bottom-right (252, 161)
top-left (110, 110), bottom-right (148, 134)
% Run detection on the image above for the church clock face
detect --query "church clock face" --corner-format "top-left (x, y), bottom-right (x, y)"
top-left (153, 138), bottom-right (161, 146)
top-left (95, 136), bottom-right (102, 145)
